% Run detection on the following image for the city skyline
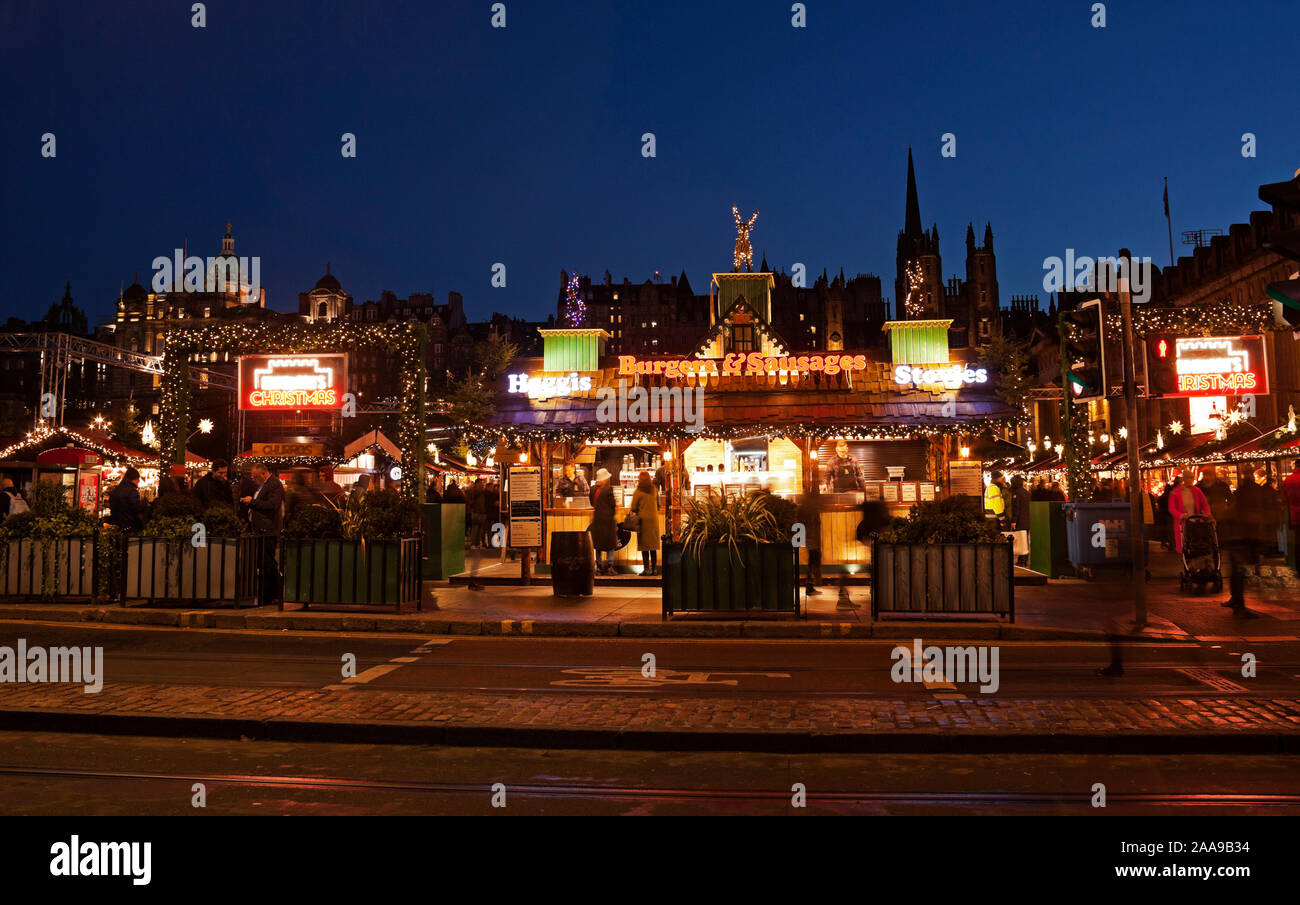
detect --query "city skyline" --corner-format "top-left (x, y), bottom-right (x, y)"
top-left (4, 0), bottom-right (1297, 326)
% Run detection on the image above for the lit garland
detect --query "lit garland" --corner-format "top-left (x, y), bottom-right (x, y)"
top-left (0, 420), bottom-right (168, 466)
top-left (1106, 300), bottom-right (1278, 338)
top-left (457, 415), bottom-right (1028, 447)
top-left (156, 321), bottom-right (428, 501)
top-left (563, 270), bottom-right (586, 327)
top-left (732, 204), bottom-right (759, 271)
top-left (903, 261), bottom-right (925, 318)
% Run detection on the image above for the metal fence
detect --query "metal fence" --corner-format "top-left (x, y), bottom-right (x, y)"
top-left (871, 538), bottom-right (1015, 620)
top-left (0, 537), bottom-right (98, 599)
top-left (119, 535), bottom-right (265, 607)
top-left (280, 536), bottom-right (422, 613)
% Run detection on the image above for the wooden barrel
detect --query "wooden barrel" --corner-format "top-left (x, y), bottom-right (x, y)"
top-left (550, 530), bottom-right (596, 596)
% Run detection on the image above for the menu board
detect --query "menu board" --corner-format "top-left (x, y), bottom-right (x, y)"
top-left (880, 483), bottom-right (899, 502)
top-left (920, 482), bottom-right (936, 501)
top-left (949, 462), bottom-right (983, 498)
top-left (508, 465), bottom-right (542, 548)
top-left (901, 483), bottom-right (918, 503)
top-left (863, 484), bottom-right (882, 500)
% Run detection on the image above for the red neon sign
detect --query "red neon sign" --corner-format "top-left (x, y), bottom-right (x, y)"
top-left (1167, 335), bottom-right (1267, 398)
top-left (238, 354), bottom-right (347, 411)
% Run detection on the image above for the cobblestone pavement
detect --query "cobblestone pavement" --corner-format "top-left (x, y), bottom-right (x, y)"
top-left (3, 679), bottom-right (1299, 741)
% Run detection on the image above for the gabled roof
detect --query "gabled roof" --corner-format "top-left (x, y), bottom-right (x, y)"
top-left (693, 296), bottom-right (790, 357)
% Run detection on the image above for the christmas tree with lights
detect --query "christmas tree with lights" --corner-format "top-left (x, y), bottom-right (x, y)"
top-left (563, 270), bottom-right (585, 326)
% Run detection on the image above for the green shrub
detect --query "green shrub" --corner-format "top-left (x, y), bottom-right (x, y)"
top-left (0, 510), bottom-right (37, 541)
top-left (877, 496), bottom-right (1004, 545)
top-left (139, 514), bottom-right (199, 540)
top-left (284, 503), bottom-right (343, 539)
top-left (200, 505), bottom-right (245, 537)
top-left (0, 485), bottom-right (95, 540)
top-left (680, 491), bottom-right (788, 561)
top-left (346, 489), bottom-right (419, 540)
top-left (148, 492), bottom-right (202, 523)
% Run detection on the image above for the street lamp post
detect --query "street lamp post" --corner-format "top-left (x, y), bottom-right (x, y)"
top-left (1118, 252), bottom-right (1147, 628)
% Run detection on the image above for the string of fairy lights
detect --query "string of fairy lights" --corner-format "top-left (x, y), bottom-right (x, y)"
top-left (902, 261), bottom-right (925, 319)
top-left (155, 321), bottom-right (428, 501)
top-left (563, 270), bottom-right (585, 327)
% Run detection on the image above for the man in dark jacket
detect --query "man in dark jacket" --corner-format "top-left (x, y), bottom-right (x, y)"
top-left (443, 480), bottom-right (465, 503)
top-left (1010, 475), bottom-right (1033, 565)
top-left (108, 467), bottom-right (149, 533)
top-left (589, 468), bottom-right (619, 575)
top-left (240, 462), bottom-right (285, 605)
top-left (1221, 469), bottom-right (1268, 617)
top-left (192, 459), bottom-right (234, 511)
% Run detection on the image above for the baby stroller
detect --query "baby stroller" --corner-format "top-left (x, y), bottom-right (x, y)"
top-left (1178, 514), bottom-right (1222, 593)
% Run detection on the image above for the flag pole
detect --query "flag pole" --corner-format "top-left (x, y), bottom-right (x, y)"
top-left (1164, 177), bottom-right (1175, 267)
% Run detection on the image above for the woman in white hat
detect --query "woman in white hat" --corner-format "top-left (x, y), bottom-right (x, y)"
top-left (589, 467), bottom-right (619, 574)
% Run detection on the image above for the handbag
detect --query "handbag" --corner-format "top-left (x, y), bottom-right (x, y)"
top-left (624, 510), bottom-right (642, 532)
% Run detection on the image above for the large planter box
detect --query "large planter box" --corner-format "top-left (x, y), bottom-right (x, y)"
top-left (121, 536), bottom-right (261, 607)
top-left (1, 538), bottom-right (96, 599)
top-left (871, 539), bottom-right (1014, 620)
top-left (420, 503), bottom-right (465, 580)
top-left (662, 541), bottom-right (798, 618)
top-left (282, 537), bottom-right (422, 612)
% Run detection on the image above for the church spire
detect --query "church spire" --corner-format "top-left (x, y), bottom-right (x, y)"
top-left (904, 147), bottom-right (922, 239)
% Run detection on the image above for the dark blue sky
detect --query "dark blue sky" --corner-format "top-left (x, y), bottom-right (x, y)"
top-left (3, 0), bottom-right (1296, 328)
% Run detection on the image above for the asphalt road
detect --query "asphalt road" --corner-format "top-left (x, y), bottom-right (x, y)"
top-left (0, 730), bottom-right (1296, 816)
top-left (0, 620), bottom-right (1295, 699)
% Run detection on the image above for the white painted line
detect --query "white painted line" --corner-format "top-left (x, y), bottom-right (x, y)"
top-left (1177, 668), bottom-right (1247, 693)
top-left (344, 663), bottom-right (404, 685)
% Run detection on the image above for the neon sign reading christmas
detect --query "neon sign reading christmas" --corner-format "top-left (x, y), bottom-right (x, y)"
top-left (1170, 336), bottom-right (1267, 397)
top-left (238, 354), bottom-right (347, 410)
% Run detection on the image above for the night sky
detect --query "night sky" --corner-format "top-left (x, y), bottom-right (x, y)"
top-left (3, 0), bottom-right (1296, 328)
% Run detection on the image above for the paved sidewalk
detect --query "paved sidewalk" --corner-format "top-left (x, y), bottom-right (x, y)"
top-left (1, 679), bottom-right (1298, 753)
top-left (0, 550), bottom-right (1295, 642)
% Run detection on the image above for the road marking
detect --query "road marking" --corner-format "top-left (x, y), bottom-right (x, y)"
top-left (551, 667), bottom-right (790, 688)
top-left (326, 639), bottom-right (450, 691)
top-left (1177, 668), bottom-right (1247, 693)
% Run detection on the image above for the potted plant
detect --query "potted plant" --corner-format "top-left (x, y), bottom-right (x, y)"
top-left (872, 496), bottom-right (1015, 619)
top-left (123, 494), bottom-right (260, 606)
top-left (0, 481), bottom-right (99, 599)
top-left (662, 491), bottom-right (798, 617)
top-left (281, 489), bottom-right (423, 611)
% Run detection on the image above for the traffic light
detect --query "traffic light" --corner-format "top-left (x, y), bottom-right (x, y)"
top-left (1144, 334), bottom-right (1178, 397)
top-left (1060, 299), bottom-right (1104, 400)
top-left (1259, 174), bottom-right (1300, 328)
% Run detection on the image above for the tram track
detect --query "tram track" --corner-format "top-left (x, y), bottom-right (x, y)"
top-left (1, 764), bottom-right (1297, 809)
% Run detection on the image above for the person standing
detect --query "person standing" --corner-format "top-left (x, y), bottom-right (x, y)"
top-left (240, 462), bottom-right (285, 606)
top-left (192, 459), bottom-right (234, 511)
top-left (984, 471), bottom-right (1010, 527)
top-left (1009, 475), bottom-right (1033, 565)
top-left (1220, 469), bottom-right (1265, 617)
top-left (629, 470), bottom-right (661, 576)
top-left (108, 467), bottom-right (149, 533)
top-left (797, 481), bottom-right (824, 595)
top-left (555, 462), bottom-right (589, 499)
top-left (1168, 473), bottom-right (1212, 556)
top-left (1282, 461), bottom-right (1300, 574)
top-left (1197, 465), bottom-right (1233, 523)
top-left (466, 478), bottom-right (487, 548)
top-left (0, 478), bottom-right (27, 518)
top-left (589, 468), bottom-right (619, 575)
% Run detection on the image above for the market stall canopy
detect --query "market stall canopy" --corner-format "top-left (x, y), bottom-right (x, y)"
top-left (343, 429), bottom-right (401, 463)
top-left (482, 355), bottom-right (1020, 440)
top-left (0, 423), bottom-right (207, 467)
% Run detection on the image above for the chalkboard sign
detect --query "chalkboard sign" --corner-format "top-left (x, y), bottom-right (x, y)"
top-left (949, 462), bottom-right (983, 498)
top-left (508, 465), bottom-right (542, 547)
